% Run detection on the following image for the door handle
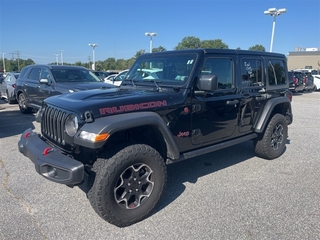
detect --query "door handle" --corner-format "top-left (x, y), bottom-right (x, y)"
top-left (226, 100), bottom-right (239, 105)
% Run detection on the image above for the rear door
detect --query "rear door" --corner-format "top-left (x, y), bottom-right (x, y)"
top-left (24, 67), bottom-right (42, 106)
top-left (238, 57), bottom-right (265, 134)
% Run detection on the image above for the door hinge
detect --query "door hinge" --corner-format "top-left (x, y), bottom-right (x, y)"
top-left (192, 129), bottom-right (201, 137)
top-left (192, 104), bottom-right (201, 113)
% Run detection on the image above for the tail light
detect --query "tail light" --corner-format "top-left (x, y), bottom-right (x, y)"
top-left (12, 84), bottom-right (16, 88)
top-left (303, 76), bottom-right (307, 83)
top-left (293, 77), bottom-right (298, 85)
top-left (285, 91), bottom-right (293, 102)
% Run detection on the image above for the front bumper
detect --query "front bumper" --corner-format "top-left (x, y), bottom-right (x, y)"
top-left (18, 128), bottom-right (84, 185)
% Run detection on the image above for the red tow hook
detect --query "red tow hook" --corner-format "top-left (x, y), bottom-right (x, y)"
top-left (43, 147), bottom-right (54, 156)
top-left (24, 132), bottom-right (31, 138)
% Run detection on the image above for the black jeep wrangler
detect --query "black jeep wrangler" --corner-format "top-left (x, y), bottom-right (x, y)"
top-left (18, 49), bottom-right (293, 227)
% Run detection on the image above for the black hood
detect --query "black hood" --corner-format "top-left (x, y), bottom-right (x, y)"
top-left (45, 87), bottom-right (177, 119)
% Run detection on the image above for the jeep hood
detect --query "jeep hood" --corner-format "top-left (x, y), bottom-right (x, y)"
top-left (45, 88), bottom-right (178, 119)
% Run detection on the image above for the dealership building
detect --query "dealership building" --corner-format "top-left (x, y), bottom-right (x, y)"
top-left (287, 47), bottom-right (320, 71)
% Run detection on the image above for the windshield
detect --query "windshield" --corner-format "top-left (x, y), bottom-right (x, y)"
top-left (124, 53), bottom-right (197, 86)
top-left (52, 69), bottom-right (103, 82)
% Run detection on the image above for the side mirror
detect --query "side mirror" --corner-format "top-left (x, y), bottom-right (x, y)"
top-left (39, 78), bottom-right (49, 84)
top-left (197, 75), bottom-right (218, 91)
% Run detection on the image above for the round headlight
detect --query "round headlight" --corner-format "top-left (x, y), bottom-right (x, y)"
top-left (65, 114), bottom-right (79, 137)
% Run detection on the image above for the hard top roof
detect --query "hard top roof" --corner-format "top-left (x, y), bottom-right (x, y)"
top-left (141, 48), bottom-right (285, 57)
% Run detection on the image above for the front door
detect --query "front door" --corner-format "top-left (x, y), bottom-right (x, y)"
top-left (191, 56), bottom-right (240, 146)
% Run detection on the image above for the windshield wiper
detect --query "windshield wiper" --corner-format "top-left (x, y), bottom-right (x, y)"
top-left (143, 79), bottom-right (162, 91)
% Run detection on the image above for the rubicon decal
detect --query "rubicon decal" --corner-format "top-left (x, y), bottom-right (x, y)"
top-left (99, 100), bottom-right (167, 115)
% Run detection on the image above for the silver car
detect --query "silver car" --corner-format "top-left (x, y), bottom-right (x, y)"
top-left (0, 72), bottom-right (20, 104)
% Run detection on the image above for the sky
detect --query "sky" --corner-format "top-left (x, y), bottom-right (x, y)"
top-left (0, 0), bottom-right (319, 65)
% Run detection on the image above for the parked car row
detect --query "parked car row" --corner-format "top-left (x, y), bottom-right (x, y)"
top-left (104, 69), bottom-right (128, 86)
top-left (90, 69), bottom-right (130, 86)
top-left (13, 65), bottom-right (115, 113)
top-left (0, 72), bottom-right (20, 103)
top-left (91, 70), bottom-right (119, 81)
top-left (288, 69), bottom-right (318, 93)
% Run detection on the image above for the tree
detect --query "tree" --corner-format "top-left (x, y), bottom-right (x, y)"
top-left (200, 39), bottom-right (228, 49)
top-left (135, 49), bottom-right (146, 58)
top-left (248, 44), bottom-right (266, 51)
top-left (152, 46), bottom-right (166, 52)
top-left (102, 58), bottom-right (117, 70)
top-left (175, 36), bottom-right (201, 50)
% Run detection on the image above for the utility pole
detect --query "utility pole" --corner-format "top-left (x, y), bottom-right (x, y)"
top-left (16, 50), bottom-right (20, 71)
top-left (9, 52), bottom-right (15, 60)
top-left (1, 53), bottom-right (5, 73)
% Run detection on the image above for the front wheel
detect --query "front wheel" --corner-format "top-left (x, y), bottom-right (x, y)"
top-left (88, 143), bottom-right (167, 227)
top-left (254, 114), bottom-right (288, 160)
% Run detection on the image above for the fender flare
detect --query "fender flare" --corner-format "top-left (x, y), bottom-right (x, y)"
top-left (254, 96), bottom-right (291, 133)
top-left (74, 111), bottom-right (181, 160)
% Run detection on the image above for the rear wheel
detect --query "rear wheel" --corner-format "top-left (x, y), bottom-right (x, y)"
top-left (88, 143), bottom-right (167, 227)
top-left (254, 114), bottom-right (288, 160)
top-left (18, 93), bottom-right (32, 114)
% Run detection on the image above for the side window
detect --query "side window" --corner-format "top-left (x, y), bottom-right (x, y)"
top-left (27, 67), bottom-right (41, 81)
top-left (241, 59), bottom-right (263, 86)
top-left (40, 68), bottom-right (51, 80)
top-left (5, 75), bottom-right (11, 82)
top-left (202, 58), bottom-right (234, 89)
top-left (268, 59), bottom-right (286, 85)
top-left (19, 67), bottom-right (29, 79)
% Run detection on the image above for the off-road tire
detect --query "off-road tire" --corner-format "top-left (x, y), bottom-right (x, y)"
top-left (88, 143), bottom-right (167, 227)
top-left (254, 114), bottom-right (288, 160)
top-left (18, 93), bottom-right (32, 114)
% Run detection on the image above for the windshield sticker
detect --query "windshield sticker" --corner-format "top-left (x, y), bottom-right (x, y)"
top-left (99, 100), bottom-right (167, 115)
top-left (244, 61), bottom-right (255, 78)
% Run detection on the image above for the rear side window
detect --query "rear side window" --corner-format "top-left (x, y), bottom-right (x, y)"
top-left (240, 59), bottom-right (263, 86)
top-left (268, 60), bottom-right (286, 85)
top-left (27, 67), bottom-right (41, 81)
top-left (18, 67), bottom-right (30, 79)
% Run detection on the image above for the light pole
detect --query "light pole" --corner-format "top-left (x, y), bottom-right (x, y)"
top-left (2, 53), bottom-right (5, 73)
top-left (54, 54), bottom-right (59, 65)
top-left (145, 32), bottom-right (157, 53)
top-left (264, 8), bottom-right (287, 52)
top-left (59, 50), bottom-right (64, 65)
top-left (88, 44), bottom-right (98, 70)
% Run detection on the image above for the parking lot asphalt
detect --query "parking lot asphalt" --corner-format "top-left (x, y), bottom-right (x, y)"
top-left (0, 92), bottom-right (320, 239)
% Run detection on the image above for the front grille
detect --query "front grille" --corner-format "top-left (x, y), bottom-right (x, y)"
top-left (41, 105), bottom-right (68, 145)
